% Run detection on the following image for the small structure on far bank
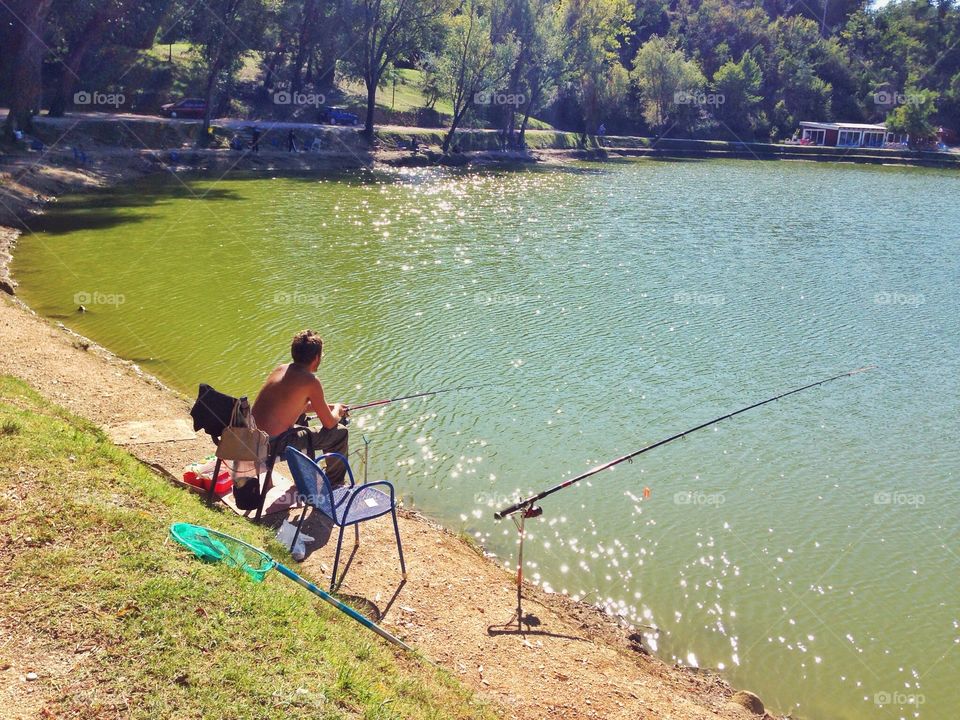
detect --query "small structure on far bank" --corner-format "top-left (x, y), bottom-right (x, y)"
top-left (798, 121), bottom-right (907, 148)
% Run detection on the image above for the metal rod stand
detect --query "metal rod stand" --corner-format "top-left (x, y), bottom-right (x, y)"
top-left (512, 503), bottom-right (542, 631)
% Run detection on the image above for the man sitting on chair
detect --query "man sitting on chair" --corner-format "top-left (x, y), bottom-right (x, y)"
top-left (252, 329), bottom-right (349, 484)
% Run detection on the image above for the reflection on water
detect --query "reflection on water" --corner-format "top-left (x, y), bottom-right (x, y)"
top-left (16, 160), bottom-right (960, 719)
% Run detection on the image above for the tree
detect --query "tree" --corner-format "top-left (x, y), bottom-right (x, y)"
top-left (630, 34), bottom-right (705, 132)
top-left (344, 0), bottom-right (450, 141)
top-left (770, 16), bottom-right (832, 134)
top-left (46, 0), bottom-right (172, 117)
top-left (434, 0), bottom-right (517, 153)
top-left (185, 0), bottom-right (272, 137)
top-left (885, 85), bottom-right (940, 144)
top-left (712, 52), bottom-right (763, 135)
top-left (514, 0), bottom-right (565, 147)
top-left (1, 0), bottom-right (53, 139)
top-left (559, 0), bottom-right (634, 140)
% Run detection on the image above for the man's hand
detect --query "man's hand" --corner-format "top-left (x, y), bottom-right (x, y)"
top-left (332, 403), bottom-right (349, 424)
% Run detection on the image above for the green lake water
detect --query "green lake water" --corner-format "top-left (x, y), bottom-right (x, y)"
top-left (15, 160), bottom-right (959, 719)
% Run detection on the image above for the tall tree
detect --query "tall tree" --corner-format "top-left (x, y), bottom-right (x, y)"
top-left (885, 84), bottom-right (940, 143)
top-left (631, 34), bottom-right (705, 132)
top-left (711, 51), bottom-right (763, 135)
top-left (515, 0), bottom-right (565, 147)
top-left (186, 0), bottom-right (271, 136)
top-left (435, 0), bottom-right (517, 153)
top-left (770, 15), bottom-right (832, 135)
top-left (559, 0), bottom-right (634, 140)
top-left (345, 0), bottom-right (449, 141)
top-left (1, 0), bottom-right (54, 139)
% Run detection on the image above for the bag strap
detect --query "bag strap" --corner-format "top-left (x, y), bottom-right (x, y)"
top-left (229, 398), bottom-right (242, 427)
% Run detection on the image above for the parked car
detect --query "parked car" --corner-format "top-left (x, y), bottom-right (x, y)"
top-left (318, 106), bottom-right (359, 126)
top-left (160, 98), bottom-right (207, 119)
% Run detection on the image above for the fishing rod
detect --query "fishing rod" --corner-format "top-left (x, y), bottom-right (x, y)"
top-left (492, 365), bottom-right (875, 631)
top-left (338, 383), bottom-right (496, 424)
top-left (495, 365), bottom-right (875, 519)
top-left (348, 383), bottom-right (496, 412)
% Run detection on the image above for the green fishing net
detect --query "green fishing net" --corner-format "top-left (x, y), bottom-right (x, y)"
top-left (170, 523), bottom-right (275, 582)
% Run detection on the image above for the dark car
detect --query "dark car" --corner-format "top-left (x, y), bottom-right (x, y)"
top-left (318, 106), bottom-right (359, 126)
top-left (160, 98), bottom-right (207, 119)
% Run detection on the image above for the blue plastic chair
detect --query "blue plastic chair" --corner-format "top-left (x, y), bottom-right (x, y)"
top-left (284, 447), bottom-right (406, 589)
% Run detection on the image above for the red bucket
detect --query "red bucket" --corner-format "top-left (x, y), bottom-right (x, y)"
top-left (183, 468), bottom-right (232, 494)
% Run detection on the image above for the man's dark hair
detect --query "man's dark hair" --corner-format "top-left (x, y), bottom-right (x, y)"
top-left (291, 329), bottom-right (323, 365)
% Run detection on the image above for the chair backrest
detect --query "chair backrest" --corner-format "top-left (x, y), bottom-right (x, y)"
top-left (190, 384), bottom-right (246, 444)
top-left (284, 447), bottom-right (336, 520)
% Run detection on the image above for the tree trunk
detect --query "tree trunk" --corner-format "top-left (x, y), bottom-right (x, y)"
top-left (443, 104), bottom-right (471, 154)
top-left (291, 0), bottom-right (319, 94)
top-left (518, 83), bottom-right (540, 150)
top-left (201, 61), bottom-right (221, 142)
top-left (259, 43), bottom-right (287, 102)
top-left (3, 0), bottom-right (53, 139)
top-left (363, 77), bottom-right (377, 142)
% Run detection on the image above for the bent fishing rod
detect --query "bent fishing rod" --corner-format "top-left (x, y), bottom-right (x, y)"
top-left (494, 365), bottom-right (875, 520)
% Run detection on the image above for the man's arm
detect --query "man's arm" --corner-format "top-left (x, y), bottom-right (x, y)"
top-left (305, 377), bottom-right (346, 429)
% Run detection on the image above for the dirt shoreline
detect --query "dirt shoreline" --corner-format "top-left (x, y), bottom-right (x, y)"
top-left (0, 148), bottom-right (782, 720)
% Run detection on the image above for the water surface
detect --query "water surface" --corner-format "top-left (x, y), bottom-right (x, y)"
top-left (16, 160), bottom-right (960, 719)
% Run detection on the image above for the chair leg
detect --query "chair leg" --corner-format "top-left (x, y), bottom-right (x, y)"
top-left (391, 507), bottom-right (407, 579)
top-left (354, 523), bottom-right (360, 548)
top-left (291, 505), bottom-right (308, 554)
top-left (208, 457), bottom-right (222, 500)
top-left (255, 455), bottom-right (276, 522)
top-left (331, 525), bottom-right (345, 590)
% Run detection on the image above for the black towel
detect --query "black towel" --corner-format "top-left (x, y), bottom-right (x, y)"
top-left (190, 383), bottom-right (242, 444)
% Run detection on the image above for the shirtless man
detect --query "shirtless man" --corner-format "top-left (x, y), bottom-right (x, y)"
top-left (252, 329), bottom-right (350, 484)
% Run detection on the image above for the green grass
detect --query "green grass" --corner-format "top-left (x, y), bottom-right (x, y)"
top-left (144, 43), bottom-right (261, 85)
top-left (0, 376), bottom-right (496, 720)
top-left (340, 69), bottom-right (455, 117)
top-left (145, 42), bottom-right (195, 64)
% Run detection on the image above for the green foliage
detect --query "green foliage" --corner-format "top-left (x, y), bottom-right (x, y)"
top-left (6, 0), bottom-right (960, 140)
top-left (712, 52), bottom-right (764, 135)
top-left (432, 0), bottom-right (519, 151)
top-left (559, 0), bottom-right (635, 134)
top-left (631, 34), bottom-right (705, 132)
top-left (885, 85), bottom-right (940, 142)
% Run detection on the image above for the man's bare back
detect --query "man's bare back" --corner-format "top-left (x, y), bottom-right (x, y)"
top-left (252, 362), bottom-right (345, 437)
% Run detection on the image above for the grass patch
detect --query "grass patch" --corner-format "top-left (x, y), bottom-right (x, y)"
top-left (0, 376), bottom-right (495, 720)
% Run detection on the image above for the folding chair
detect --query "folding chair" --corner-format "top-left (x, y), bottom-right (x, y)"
top-left (284, 447), bottom-right (406, 590)
top-left (189, 384), bottom-right (310, 520)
